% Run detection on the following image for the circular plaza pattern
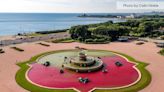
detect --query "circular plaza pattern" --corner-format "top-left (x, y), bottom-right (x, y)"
top-left (16, 49), bottom-right (151, 92)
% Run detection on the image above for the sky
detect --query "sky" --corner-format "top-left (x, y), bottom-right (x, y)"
top-left (0, 0), bottom-right (163, 13)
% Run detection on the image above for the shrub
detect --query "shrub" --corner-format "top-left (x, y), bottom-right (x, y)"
top-left (85, 39), bottom-right (93, 43)
top-left (95, 38), bottom-right (106, 42)
top-left (52, 38), bottom-right (74, 43)
top-left (159, 49), bottom-right (164, 56)
top-left (77, 37), bottom-right (83, 42)
top-left (36, 29), bottom-right (67, 34)
top-left (136, 42), bottom-right (145, 45)
top-left (160, 35), bottom-right (164, 40)
top-left (84, 38), bottom-right (110, 44)
top-left (11, 47), bottom-right (24, 52)
top-left (0, 49), bottom-right (5, 53)
top-left (38, 43), bottom-right (50, 47)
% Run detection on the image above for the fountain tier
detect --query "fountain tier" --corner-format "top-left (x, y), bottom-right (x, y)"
top-left (63, 50), bottom-right (104, 73)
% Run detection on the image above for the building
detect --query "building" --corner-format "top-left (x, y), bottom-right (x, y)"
top-left (125, 13), bottom-right (136, 19)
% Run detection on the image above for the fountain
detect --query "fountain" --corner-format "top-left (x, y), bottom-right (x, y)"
top-left (63, 48), bottom-right (104, 73)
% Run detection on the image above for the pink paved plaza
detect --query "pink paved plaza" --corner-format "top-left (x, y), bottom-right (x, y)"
top-left (0, 42), bottom-right (163, 92)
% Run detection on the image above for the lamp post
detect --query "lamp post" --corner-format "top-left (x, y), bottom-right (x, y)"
top-left (0, 40), bottom-right (2, 46)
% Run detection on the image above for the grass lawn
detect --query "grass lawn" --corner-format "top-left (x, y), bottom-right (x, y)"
top-left (16, 50), bottom-right (151, 92)
top-left (51, 38), bottom-right (75, 43)
top-left (159, 49), bottom-right (164, 56)
top-left (25, 33), bottom-right (45, 37)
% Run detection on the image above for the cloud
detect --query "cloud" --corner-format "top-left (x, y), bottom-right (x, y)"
top-left (0, 0), bottom-right (163, 13)
top-left (0, 0), bottom-right (117, 13)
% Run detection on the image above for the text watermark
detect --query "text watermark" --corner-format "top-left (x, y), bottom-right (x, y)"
top-left (117, 1), bottom-right (164, 9)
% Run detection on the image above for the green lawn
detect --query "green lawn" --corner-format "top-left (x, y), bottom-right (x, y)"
top-left (51, 38), bottom-right (75, 43)
top-left (16, 50), bottom-right (151, 92)
top-left (159, 49), bottom-right (164, 56)
top-left (25, 33), bottom-right (45, 37)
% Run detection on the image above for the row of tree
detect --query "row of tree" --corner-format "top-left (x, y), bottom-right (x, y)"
top-left (69, 18), bottom-right (164, 43)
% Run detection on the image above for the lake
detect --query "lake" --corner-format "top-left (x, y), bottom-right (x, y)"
top-left (0, 13), bottom-right (126, 36)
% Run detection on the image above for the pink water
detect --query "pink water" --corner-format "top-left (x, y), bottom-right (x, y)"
top-left (28, 56), bottom-right (139, 92)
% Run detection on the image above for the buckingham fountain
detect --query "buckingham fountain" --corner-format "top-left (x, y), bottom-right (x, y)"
top-left (62, 48), bottom-right (104, 73)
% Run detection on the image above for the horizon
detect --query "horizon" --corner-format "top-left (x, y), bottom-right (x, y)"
top-left (0, 11), bottom-right (163, 14)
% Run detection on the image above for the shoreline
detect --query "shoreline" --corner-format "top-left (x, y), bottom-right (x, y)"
top-left (0, 35), bottom-right (17, 40)
top-left (0, 13), bottom-right (118, 36)
top-left (0, 31), bottom-right (70, 47)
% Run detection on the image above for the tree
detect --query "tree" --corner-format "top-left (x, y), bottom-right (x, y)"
top-left (69, 25), bottom-right (91, 41)
top-left (92, 25), bottom-right (120, 41)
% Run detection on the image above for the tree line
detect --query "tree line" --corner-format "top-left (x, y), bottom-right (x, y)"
top-left (69, 18), bottom-right (164, 43)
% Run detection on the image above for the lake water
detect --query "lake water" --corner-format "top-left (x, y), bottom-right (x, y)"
top-left (0, 13), bottom-right (126, 36)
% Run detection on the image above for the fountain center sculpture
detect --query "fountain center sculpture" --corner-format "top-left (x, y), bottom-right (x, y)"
top-left (63, 48), bottom-right (104, 73)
